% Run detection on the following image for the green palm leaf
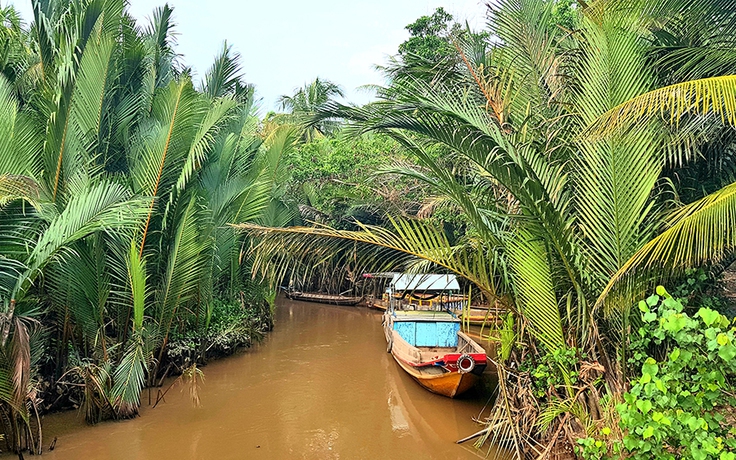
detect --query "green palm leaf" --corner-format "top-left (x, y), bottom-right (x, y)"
top-left (236, 217), bottom-right (505, 305)
top-left (111, 332), bottom-right (146, 416)
top-left (13, 180), bottom-right (148, 301)
top-left (131, 78), bottom-right (202, 253)
top-left (586, 75), bottom-right (736, 138)
top-left (126, 241), bottom-right (147, 332)
top-left (507, 228), bottom-right (565, 350)
top-left (597, 180), bottom-right (736, 309)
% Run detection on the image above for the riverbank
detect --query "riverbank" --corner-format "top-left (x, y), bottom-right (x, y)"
top-left (36, 298), bottom-right (496, 459)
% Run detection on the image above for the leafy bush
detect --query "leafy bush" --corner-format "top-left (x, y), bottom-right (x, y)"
top-left (671, 267), bottom-right (725, 313)
top-left (167, 297), bottom-right (270, 368)
top-left (520, 347), bottom-right (582, 399)
top-left (578, 287), bottom-right (736, 459)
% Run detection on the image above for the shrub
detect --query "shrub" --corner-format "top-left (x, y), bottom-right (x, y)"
top-left (578, 287), bottom-right (736, 459)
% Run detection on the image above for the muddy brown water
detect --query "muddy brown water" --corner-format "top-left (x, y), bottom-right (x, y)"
top-left (40, 298), bottom-right (499, 459)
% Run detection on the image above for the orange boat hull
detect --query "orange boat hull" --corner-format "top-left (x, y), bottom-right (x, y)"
top-left (391, 354), bottom-right (480, 398)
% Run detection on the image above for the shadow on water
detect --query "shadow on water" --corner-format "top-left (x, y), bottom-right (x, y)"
top-left (35, 297), bottom-right (505, 459)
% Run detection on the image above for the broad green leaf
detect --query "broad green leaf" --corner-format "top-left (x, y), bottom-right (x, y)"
top-left (697, 308), bottom-right (721, 327)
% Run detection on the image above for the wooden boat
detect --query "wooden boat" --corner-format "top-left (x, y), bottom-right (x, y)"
top-left (380, 273), bottom-right (488, 398)
top-left (384, 311), bottom-right (488, 398)
top-left (285, 291), bottom-right (363, 306)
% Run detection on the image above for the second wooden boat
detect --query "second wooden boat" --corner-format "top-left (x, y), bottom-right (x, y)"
top-left (286, 291), bottom-right (363, 306)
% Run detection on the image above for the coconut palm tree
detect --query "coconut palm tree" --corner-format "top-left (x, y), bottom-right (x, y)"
top-left (277, 77), bottom-right (345, 141)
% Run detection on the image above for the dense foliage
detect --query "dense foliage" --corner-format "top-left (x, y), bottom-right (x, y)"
top-left (0, 0), bottom-right (293, 452)
top-left (243, 0), bottom-right (736, 458)
top-left (579, 289), bottom-right (736, 460)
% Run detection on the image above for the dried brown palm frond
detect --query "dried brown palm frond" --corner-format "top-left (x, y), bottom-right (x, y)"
top-left (180, 363), bottom-right (205, 407)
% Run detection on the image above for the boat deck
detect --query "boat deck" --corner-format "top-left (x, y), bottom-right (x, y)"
top-left (417, 347), bottom-right (455, 362)
top-left (413, 365), bottom-right (445, 376)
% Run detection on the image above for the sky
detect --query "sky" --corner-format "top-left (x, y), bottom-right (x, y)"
top-left (7, 0), bottom-right (488, 112)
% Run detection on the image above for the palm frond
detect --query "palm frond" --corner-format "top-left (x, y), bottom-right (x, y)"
top-left (597, 180), bottom-right (736, 310)
top-left (0, 76), bottom-right (41, 178)
top-left (236, 218), bottom-right (506, 305)
top-left (126, 240), bottom-right (147, 332)
top-left (155, 195), bottom-right (207, 348)
top-left (111, 333), bottom-right (146, 416)
top-left (506, 228), bottom-right (565, 350)
top-left (202, 42), bottom-right (242, 99)
top-left (132, 78), bottom-right (202, 253)
top-left (586, 76), bottom-right (736, 138)
top-left (14, 180), bottom-right (148, 300)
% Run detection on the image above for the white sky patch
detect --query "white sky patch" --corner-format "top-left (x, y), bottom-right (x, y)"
top-left (6, 0), bottom-right (489, 110)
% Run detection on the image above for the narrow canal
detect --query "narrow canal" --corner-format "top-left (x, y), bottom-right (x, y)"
top-left (42, 298), bottom-right (496, 459)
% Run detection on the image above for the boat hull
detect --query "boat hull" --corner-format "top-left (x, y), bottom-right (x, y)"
top-left (286, 292), bottom-right (363, 306)
top-left (391, 353), bottom-right (480, 398)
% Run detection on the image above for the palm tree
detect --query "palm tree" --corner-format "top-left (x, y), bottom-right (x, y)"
top-left (277, 77), bottom-right (345, 141)
top-left (238, 0), bottom-right (736, 456)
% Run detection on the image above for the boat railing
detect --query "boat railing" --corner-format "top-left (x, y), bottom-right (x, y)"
top-left (382, 293), bottom-right (468, 311)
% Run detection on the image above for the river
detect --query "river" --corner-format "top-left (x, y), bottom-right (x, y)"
top-left (41, 298), bottom-right (497, 459)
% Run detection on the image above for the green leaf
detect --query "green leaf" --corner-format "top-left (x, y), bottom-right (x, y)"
top-left (697, 308), bottom-right (721, 327)
top-left (664, 314), bottom-right (687, 333)
top-left (718, 344), bottom-right (736, 361)
top-left (636, 399), bottom-right (653, 414)
top-left (642, 358), bottom-right (659, 377)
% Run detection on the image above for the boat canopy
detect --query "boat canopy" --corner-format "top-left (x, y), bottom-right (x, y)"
top-left (390, 273), bottom-right (460, 292)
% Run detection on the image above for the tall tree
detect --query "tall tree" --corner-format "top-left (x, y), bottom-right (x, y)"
top-left (277, 77), bottom-right (344, 141)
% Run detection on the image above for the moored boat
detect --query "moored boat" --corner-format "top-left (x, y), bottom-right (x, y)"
top-left (286, 290), bottom-right (364, 306)
top-left (381, 274), bottom-right (488, 398)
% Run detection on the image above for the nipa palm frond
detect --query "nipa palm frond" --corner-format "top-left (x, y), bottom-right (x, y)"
top-left (234, 217), bottom-right (506, 305)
